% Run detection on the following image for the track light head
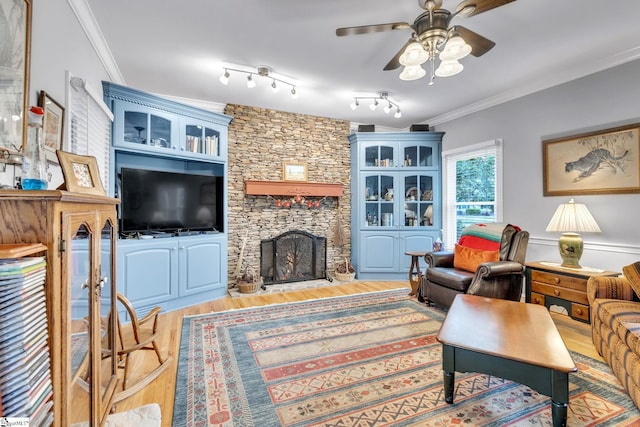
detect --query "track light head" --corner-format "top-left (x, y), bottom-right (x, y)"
top-left (219, 70), bottom-right (230, 85)
top-left (291, 87), bottom-right (298, 99)
top-left (350, 99), bottom-right (359, 110)
top-left (247, 74), bottom-right (256, 88)
top-left (369, 99), bottom-right (379, 111)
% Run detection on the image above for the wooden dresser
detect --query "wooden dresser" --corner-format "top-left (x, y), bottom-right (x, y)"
top-left (525, 261), bottom-right (619, 323)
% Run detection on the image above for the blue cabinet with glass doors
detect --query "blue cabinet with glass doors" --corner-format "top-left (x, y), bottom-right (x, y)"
top-left (349, 131), bottom-right (444, 280)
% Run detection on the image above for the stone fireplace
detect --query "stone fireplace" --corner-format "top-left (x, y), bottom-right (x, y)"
top-left (260, 230), bottom-right (327, 284)
top-left (224, 104), bottom-right (352, 288)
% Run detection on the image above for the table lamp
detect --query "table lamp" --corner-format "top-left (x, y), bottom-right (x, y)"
top-left (545, 198), bottom-right (601, 268)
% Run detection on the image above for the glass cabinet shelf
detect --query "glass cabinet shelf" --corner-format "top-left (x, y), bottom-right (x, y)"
top-left (124, 110), bottom-right (172, 148)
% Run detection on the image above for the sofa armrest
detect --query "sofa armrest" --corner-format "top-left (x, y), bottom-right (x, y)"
top-left (587, 275), bottom-right (635, 305)
top-left (425, 251), bottom-right (454, 268)
top-left (474, 261), bottom-right (524, 279)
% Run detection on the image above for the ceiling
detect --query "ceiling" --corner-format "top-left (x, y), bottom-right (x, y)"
top-left (86, 0), bottom-right (640, 130)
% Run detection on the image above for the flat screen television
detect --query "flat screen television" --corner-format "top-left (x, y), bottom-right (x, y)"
top-left (119, 168), bottom-right (223, 235)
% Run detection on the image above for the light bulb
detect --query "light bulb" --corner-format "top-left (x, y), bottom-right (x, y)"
top-left (291, 87), bottom-right (298, 99)
top-left (435, 59), bottom-right (463, 77)
top-left (219, 70), bottom-right (230, 85)
top-left (369, 99), bottom-right (379, 111)
top-left (247, 74), bottom-right (256, 88)
top-left (439, 36), bottom-right (472, 61)
top-left (394, 108), bottom-right (401, 118)
top-left (399, 42), bottom-right (428, 66)
top-left (350, 99), bottom-right (359, 110)
top-left (399, 65), bottom-right (426, 81)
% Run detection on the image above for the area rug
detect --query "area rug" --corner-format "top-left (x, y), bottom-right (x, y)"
top-left (173, 289), bottom-right (640, 426)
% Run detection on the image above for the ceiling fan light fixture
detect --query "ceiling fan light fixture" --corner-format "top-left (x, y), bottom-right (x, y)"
top-left (219, 69), bottom-right (230, 85)
top-left (435, 59), bottom-right (463, 77)
top-left (399, 42), bottom-right (429, 66)
top-left (439, 36), bottom-right (472, 61)
top-left (399, 65), bottom-right (426, 81)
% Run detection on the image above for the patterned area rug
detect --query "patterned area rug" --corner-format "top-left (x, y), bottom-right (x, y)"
top-left (173, 289), bottom-right (640, 426)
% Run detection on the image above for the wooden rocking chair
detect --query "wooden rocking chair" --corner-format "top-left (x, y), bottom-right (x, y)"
top-left (110, 292), bottom-right (172, 404)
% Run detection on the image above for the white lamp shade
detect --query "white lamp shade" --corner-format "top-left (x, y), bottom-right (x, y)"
top-left (545, 198), bottom-right (601, 233)
top-left (439, 36), bottom-right (472, 61)
top-left (435, 59), bottom-right (463, 77)
top-left (399, 65), bottom-right (426, 81)
top-left (399, 42), bottom-right (429, 66)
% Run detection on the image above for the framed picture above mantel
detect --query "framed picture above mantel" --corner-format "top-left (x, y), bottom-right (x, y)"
top-left (543, 123), bottom-right (640, 196)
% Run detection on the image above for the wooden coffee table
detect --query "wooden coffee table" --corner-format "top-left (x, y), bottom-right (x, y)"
top-left (436, 294), bottom-right (577, 427)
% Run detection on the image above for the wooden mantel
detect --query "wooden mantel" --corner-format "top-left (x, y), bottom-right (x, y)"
top-left (244, 180), bottom-right (343, 197)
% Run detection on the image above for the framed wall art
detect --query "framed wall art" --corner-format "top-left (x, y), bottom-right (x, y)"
top-left (543, 123), bottom-right (640, 196)
top-left (0, 0), bottom-right (31, 152)
top-left (38, 91), bottom-right (64, 163)
top-left (56, 150), bottom-right (105, 196)
top-left (282, 161), bottom-right (308, 182)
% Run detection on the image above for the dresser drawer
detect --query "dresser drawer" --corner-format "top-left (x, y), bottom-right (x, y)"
top-left (530, 281), bottom-right (589, 305)
top-left (530, 270), bottom-right (588, 291)
top-left (530, 291), bottom-right (545, 306)
top-left (571, 303), bottom-right (590, 322)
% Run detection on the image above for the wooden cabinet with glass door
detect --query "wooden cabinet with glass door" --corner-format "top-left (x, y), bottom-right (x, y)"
top-left (0, 190), bottom-right (119, 426)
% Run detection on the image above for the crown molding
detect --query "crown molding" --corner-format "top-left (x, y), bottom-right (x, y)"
top-left (67, 0), bottom-right (125, 84)
top-left (427, 46), bottom-right (640, 127)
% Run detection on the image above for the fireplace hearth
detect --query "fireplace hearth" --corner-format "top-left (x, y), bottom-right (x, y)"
top-left (260, 230), bottom-right (327, 285)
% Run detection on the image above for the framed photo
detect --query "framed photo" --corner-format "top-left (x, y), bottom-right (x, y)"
top-left (38, 91), bottom-right (64, 163)
top-left (543, 124), bottom-right (640, 196)
top-left (282, 161), bottom-right (308, 182)
top-left (56, 150), bottom-right (105, 196)
top-left (0, 0), bottom-right (31, 152)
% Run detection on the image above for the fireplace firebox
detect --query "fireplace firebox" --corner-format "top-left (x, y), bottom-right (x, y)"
top-left (260, 230), bottom-right (327, 285)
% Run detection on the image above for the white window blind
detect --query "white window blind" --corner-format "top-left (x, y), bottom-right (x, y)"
top-left (67, 75), bottom-right (113, 191)
top-left (442, 139), bottom-right (503, 250)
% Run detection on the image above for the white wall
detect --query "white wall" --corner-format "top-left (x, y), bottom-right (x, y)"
top-left (0, 0), bottom-right (112, 188)
top-left (434, 59), bottom-right (640, 272)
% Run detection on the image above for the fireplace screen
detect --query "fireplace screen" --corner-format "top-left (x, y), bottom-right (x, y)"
top-left (260, 230), bottom-right (327, 285)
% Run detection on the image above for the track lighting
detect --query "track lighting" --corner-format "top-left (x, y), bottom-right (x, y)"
top-left (350, 92), bottom-right (401, 119)
top-left (218, 66), bottom-right (299, 99)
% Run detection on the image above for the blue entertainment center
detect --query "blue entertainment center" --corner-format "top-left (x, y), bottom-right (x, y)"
top-left (102, 82), bottom-right (232, 313)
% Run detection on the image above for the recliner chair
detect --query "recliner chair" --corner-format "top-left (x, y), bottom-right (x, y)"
top-left (418, 223), bottom-right (529, 308)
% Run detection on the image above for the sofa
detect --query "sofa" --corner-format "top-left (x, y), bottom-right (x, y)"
top-left (587, 261), bottom-right (640, 409)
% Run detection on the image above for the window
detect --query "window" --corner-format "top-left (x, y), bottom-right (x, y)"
top-left (67, 74), bottom-right (113, 191)
top-left (442, 139), bottom-right (503, 249)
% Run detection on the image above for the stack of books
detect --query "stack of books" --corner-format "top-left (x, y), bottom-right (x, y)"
top-left (0, 256), bottom-right (53, 426)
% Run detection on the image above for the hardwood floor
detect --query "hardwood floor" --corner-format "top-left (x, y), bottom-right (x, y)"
top-left (110, 281), bottom-right (601, 426)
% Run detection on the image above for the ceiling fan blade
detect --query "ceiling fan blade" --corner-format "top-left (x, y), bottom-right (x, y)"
top-left (454, 26), bottom-right (495, 57)
top-left (383, 40), bottom-right (413, 71)
top-left (336, 22), bottom-right (411, 37)
top-left (456, 0), bottom-right (516, 17)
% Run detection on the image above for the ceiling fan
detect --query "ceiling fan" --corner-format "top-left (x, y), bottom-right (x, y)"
top-left (336, 0), bottom-right (516, 84)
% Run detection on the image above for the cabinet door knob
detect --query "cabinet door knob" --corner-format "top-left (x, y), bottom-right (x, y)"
top-left (575, 308), bottom-right (583, 315)
top-left (553, 277), bottom-right (560, 284)
top-left (554, 289), bottom-right (560, 296)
